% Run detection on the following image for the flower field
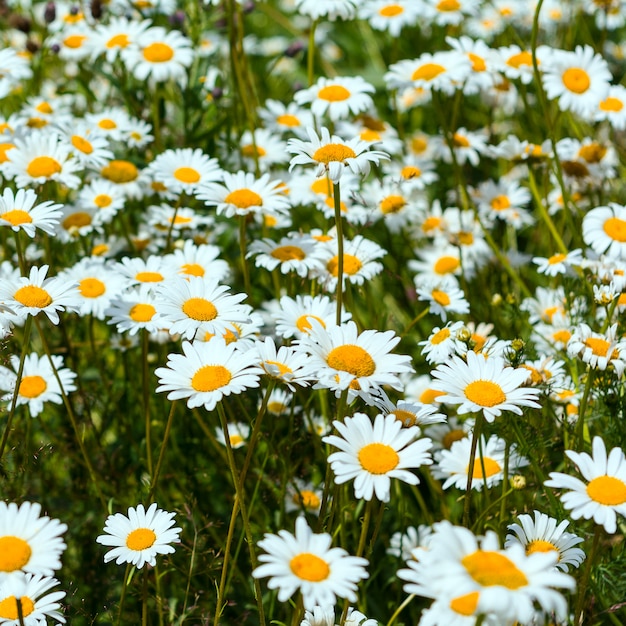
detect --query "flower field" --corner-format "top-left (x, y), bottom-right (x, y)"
top-left (2, 0), bottom-right (626, 624)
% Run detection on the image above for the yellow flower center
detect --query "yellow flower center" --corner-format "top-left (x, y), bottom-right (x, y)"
top-left (98, 118), bottom-right (117, 130)
top-left (442, 428), bottom-right (465, 449)
top-left (101, 160), bottom-right (138, 183)
top-left (603, 216), bottom-right (626, 242)
top-left (1, 210), bottom-right (32, 226)
top-left (562, 68), bottom-right (590, 94)
top-left (292, 490), bottom-right (321, 509)
top-left (71, 135), bottom-right (93, 154)
top-left (584, 337), bottom-right (610, 357)
top-left (0, 596), bottom-right (35, 620)
top-left (26, 156), bottom-right (62, 179)
top-left (431, 289), bottom-right (451, 306)
top-left (401, 165), bottom-right (421, 179)
top-left (62, 212), bottom-right (92, 230)
top-left (318, 85), bottom-right (351, 102)
top-left (578, 143), bottom-right (606, 163)
top-left (467, 456), bottom-right (501, 478)
top-left (526, 540), bottom-right (558, 556)
top-left (430, 328), bottom-right (450, 344)
top-left (312, 143), bottom-right (357, 164)
top-left (393, 408), bottom-right (419, 427)
top-left (182, 297), bottom-right (217, 321)
top-left (79, 277), bottom-right (106, 298)
top-left (453, 133), bottom-right (470, 148)
top-left (412, 63), bottom-right (446, 81)
top-left (126, 528), bottom-right (157, 551)
top-left (586, 475), bottom-right (626, 505)
top-left (94, 194), bottom-right (112, 208)
top-left (0, 536), bottom-right (32, 572)
top-left (380, 195), bottom-right (406, 214)
top-left (449, 591), bottom-right (479, 616)
top-left (0, 142), bottom-right (15, 164)
top-left (241, 144), bottom-right (267, 158)
top-left (379, 3), bottom-right (404, 16)
top-left (191, 364), bottom-right (232, 392)
top-left (276, 114), bottom-right (300, 127)
top-left (180, 263), bottom-right (205, 277)
top-left (173, 167), bottom-right (200, 183)
top-left (107, 33), bottom-right (130, 48)
top-left (19, 375), bottom-right (47, 398)
top-left (224, 189), bottom-right (263, 209)
top-left (548, 253), bottom-right (566, 265)
top-left (92, 244), bottom-right (109, 256)
top-left (143, 42), bottom-right (174, 63)
top-left (464, 380), bottom-right (506, 407)
top-left (458, 231), bottom-right (474, 245)
top-left (326, 344), bottom-right (376, 377)
top-left (422, 216), bottom-right (442, 232)
top-left (360, 129), bottom-right (381, 142)
top-left (436, 0), bottom-right (460, 10)
top-left (271, 245), bottom-right (306, 261)
top-left (358, 442), bottom-right (399, 474)
top-left (129, 303), bottom-right (156, 322)
top-left (14, 285), bottom-right (52, 308)
top-left (462, 550), bottom-right (528, 588)
top-left (135, 272), bottom-right (163, 283)
top-left (289, 553), bottom-right (330, 581)
top-left (327, 254), bottom-right (362, 276)
top-left (469, 53), bottom-right (486, 72)
top-left (599, 96), bottom-right (624, 112)
top-left (36, 102), bottom-right (53, 114)
top-left (433, 256), bottom-right (460, 275)
top-left (296, 314), bottom-right (325, 333)
top-left (64, 34), bottom-right (86, 48)
top-left (507, 51), bottom-right (533, 68)
top-left (490, 195), bottom-right (511, 211)
top-left (27, 118), bottom-right (48, 129)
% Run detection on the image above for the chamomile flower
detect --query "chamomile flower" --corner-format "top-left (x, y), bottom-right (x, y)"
top-left (0, 188), bottom-right (63, 237)
top-left (431, 351), bottom-right (541, 422)
top-left (0, 353), bottom-right (76, 418)
top-left (416, 278), bottom-right (470, 321)
top-left (0, 501), bottom-right (67, 576)
top-left (419, 321), bottom-right (466, 365)
top-left (583, 203), bottom-right (626, 260)
top-left (3, 133), bottom-right (81, 189)
top-left (258, 99), bottom-right (314, 137)
top-left (122, 26), bottom-right (193, 84)
top-left (301, 606), bottom-right (377, 626)
top-left (198, 170), bottom-right (290, 219)
top-left (155, 337), bottom-right (262, 411)
top-left (253, 337), bottom-right (314, 390)
top-left (96, 503), bottom-right (181, 568)
top-left (294, 76), bottom-right (375, 122)
top-left (274, 294), bottom-right (351, 340)
top-left (288, 126), bottom-right (389, 183)
top-left (104, 285), bottom-right (163, 336)
top-left (90, 17), bottom-right (152, 62)
top-left (432, 434), bottom-right (528, 491)
top-left (532, 249), bottom-right (583, 276)
top-left (147, 148), bottom-right (222, 196)
top-left (545, 436), bottom-right (626, 534)
top-left (248, 233), bottom-right (323, 278)
top-left (252, 516), bottom-right (368, 610)
top-left (285, 479), bottom-right (324, 516)
top-left (0, 573), bottom-right (66, 625)
top-left (594, 84), bottom-right (626, 130)
top-left (300, 321), bottom-right (413, 401)
top-left (566, 323), bottom-right (626, 376)
top-left (165, 240), bottom-right (229, 282)
top-left (422, 0), bottom-right (480, 26)
top-left (505, 511), bottom-right (585, 572)
top-left (376, 395), bottom-right (446, 430)
top-left (359, 0), bottom-right (421, 36)
top-left (324, 412), bottom-right (432, 502)
top-left (0, 265), bottom-right (79, 325)
top-left (154, 275), bottom-right (249, 341)
top-left (293, 0), bottom-right (359, 21)
top-left (214, 421), bottom-right (250, 449)
top-left (541, 45), bottom-right (611, 118)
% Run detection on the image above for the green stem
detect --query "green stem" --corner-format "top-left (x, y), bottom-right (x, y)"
top-left (142, 329), bottom-right (153, 478)
top-left (574, 526), bottom-right (602, 625)
top-left (333, 182), bottom-right (344, 326)
top-left (213, 496), bottom-right (240, 626)
top-left (141, 567), bottom-right (148, 626)
top-left (148, 401), bottom-right (177, 502)
top-left (385, 594), bottom-right (414, 626)
top-left (463, 412), bottom-right (485, 528)
top-left (239, 216), bottom-right (251, 297)
top-left (576, 367), bottom-right (595, 448)
top-left (115, 565), bottom-right (133, 626)
top-left (355, 499), bottom-right (373, 558)
top-left (527, 167), bottom-right (568, 255)
top-left (307, 19), bottom-right (318, 86)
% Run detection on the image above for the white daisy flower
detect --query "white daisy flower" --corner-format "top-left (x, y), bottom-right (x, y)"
top-left (155, 337), bottom-right (262, 411)
top-left (416, 278), bottom-right (470, 321)
top-left (104, 285), bottom-right (163, 336)
top-left (0, 188), bottom-right (63, 237)
top-left (273, 294), bottom-right (351, 340)
top-left (505, 510), bottom-right (585, 572)
top-left (419, 321), bottom-right (466, 365)
top-left (359, 0), bottom-right (422, 36)
top-left (583, 202), bottom-right (626, 260)
top-left (252, 516), bottom-right (368, 610)
top-left (90, 17), bottom-right (152, 62)
top-left (431, 350), bottom-right (541, 422)
top-left (288, 126), bottom-right (389, 183)
top-left (545, 436), bottom-right (626, 534)
top-left (214, 421), bottom-right (250, 449)
top-left (248, 233), bottom-right (324, 278)
top-left (323, 412), bottom-right (432, 502)
top-left (532, 249), bottom-right (583, 276)
top-left (566, 323), bottom-right (626, 376)
top-left (0, 502), bottom-right (67, 576)
top-left (293, 0), bottom-right (358, 21)
top-left (253, 336), bottom-right (315, 390)
top-left (594, 84), bottom-right (626, 130)
top-left (285, 479), bottom-right (323, 516)
top-left (96, 503), bottom-right (181, 569)
top-left (0, 572), bottom-right (66, 625)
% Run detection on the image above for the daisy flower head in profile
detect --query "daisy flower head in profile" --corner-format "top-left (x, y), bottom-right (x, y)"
top-left (0, 188), bottom-right (63, 237)
top-left (595, 84), bottom-right (626, 130)
top-left (252, 516), bottom-right (368, 610)
top-left (0, 572), bottom-right (66, 626)
top-left (287, 126), bottom-right (389, 183)
top-left (300, 320), bottom-right (413, 402)
top-left (416, 277), bottom-right (470, 321)
top-left (358, 0), bottom-right (421, 36)
top-left (375, 394), bottom-right (447, 431)
top-left (431, 350), bottom-right (541, 422)
top-left (294, 76), bottom-right (375, 122)
top-left (155, 337), bottom-right (262, 411)
top-left (0, 501), bottom-right (67, 576)
top-left (104, 285), bottom-right (163, 336)
top-left (0, 265), bottom-right (80, 326)
top-left (96, 503), bottom-right (181, 569)
top-left (323, 412), bottom-right (433, 502)
top-left (253, 336), bottom-right (315, 391)
top-left (566, 323), bottom-right (626, 376)
top-left (398, 521), bottom-right (575, 625)
top-left (583, 203), bottom-right (626, 260)
top-left (541, 45), bottom-right (612, 118)
top-left (300, 605), bottom-right (377, 626)
top-left (505, 510), bottom-right (585, 572)
top-left (293, 0), bottom-right (359, 21)
top-left (0, 353), bottom-right (77, 418)
top-left (545, 436), bottom-right (626, 534)
top-left (532, 249), bottom-right (583, 277)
